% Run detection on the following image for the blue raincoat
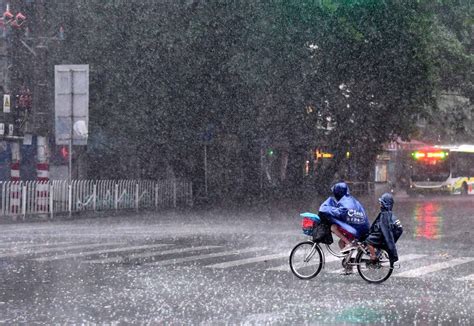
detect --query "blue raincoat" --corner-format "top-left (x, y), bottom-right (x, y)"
top-left (318, 182), bottom-right (370, 239)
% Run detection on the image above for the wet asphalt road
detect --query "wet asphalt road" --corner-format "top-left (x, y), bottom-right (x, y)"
top-left (0, 195), bottom-right (473, 324)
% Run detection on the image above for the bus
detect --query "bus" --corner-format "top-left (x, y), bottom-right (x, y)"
top-left (409, 145), bottom-right (474, 195)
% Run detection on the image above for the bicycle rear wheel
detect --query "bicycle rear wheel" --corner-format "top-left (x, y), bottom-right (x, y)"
top-left (356, 248), bottom-right (393, 283)
top-left (289, 241), bottom-right (323, 280)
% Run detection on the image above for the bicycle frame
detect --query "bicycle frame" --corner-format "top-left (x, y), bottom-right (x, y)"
top-left (315, 240), bottom-right (398, 269)
top-left (305, 243), bottom-right (320, 263)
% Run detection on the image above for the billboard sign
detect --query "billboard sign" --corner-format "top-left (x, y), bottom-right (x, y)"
top-left (54, 65), bottom-right (89, 145)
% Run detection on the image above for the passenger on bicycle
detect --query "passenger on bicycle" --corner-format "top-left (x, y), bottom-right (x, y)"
top-left (318, 182), bottom-right (370, 254)
top-left (365, 192), bottom-right (403, 264)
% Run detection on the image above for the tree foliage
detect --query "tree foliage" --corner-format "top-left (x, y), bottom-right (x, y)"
top-left (47, 0), bottom-right (472, 198)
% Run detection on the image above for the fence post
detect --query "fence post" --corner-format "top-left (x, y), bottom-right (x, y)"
top-left (173, 179), bottom-right (177, 208)
top-left (22, 184), bottom-right (26, 220)
top-left (68, 183), bottom-right (72, 217)
top-left (135, 183), bottom-right (139, 212)
top-left (114, 183), bottom-right (118, 210)
top-left (49, 184), bottom-right (54, 220)
top-left (1, 182), bottom-right (5, 216)
top-left (93, 183), bottom-right (97, 211)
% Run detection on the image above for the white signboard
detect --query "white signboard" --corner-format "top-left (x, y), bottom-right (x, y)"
top-left (54, 64), bottom-right (89, 145)
top-left (23, 133), bottom-right (32, 145)
top-left (3, 94), bottom-right (10, 113)
top-left (8, 124), bottom-right (13, 136)
top-left (0, 123), bottom-right (4, 135)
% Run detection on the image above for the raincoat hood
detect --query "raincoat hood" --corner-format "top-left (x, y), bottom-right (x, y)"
top-left (332, 182), bottom-right (349, 201)
top-left (379, 192), bottom-right (394, 211)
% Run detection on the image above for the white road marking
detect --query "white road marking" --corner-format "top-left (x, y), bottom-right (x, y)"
top-left (148, 247), bottom-right (266, 267)
top-left (394, 257), bottom-right (474, 278)
top-left (267, 254), bottom-right (340, 272)
top-left (84, 245), bottom-right (222, 264)
top-left (0, 242), bottom-right (124, 258)
top-left (456, 274), bottom-right (474, 281)
top-left (0, 241), bottom-right (79, 251)
top-left (206, 253), bottom-right (288, 269)
top-left (33, 243), bottom-right (173, 262)
top-left (330, 253), bottom-right (427, 274)
top-left (0, 241), bottom-right (29, 247)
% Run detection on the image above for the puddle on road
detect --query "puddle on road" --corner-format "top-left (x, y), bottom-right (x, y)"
top-left (413, 202), bottom-right (443, 240)
top-left (333, 306), bottom-right (388, 324)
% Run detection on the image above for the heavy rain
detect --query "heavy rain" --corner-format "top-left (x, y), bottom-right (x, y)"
top-left (0, 0), bottom-right (472, 324)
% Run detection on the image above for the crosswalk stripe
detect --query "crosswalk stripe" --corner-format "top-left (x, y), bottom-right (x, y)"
top-left (330, 253), bottom-right (427, 274)
top-left (0, 241), bottom-right (79, 251)
top-left (206, 253), bottom-right (288, 269)
top-left (394, 253), bottom-right (427, 261)
top-left (0, 241), bottom-right (29, 248)
top-left (0, 242), bottom-right (123, 258)
top-left (455, 274), bottom-right (474, 281)
top-left (33, 243), bottom-right (172, 262)
top-left (83, 245), bottom-right (222, 264)
top-left (148, 247), bottom-right (266, 267)
top-left (267, 254), bottom-right (340, 272)
top-left (394, 257), bottom-right (474, 278)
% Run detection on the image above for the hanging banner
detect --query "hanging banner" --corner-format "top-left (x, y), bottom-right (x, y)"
top-left (3, 94), bottom-right (11, 113)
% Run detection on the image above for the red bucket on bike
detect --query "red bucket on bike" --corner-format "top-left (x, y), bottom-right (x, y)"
top-left (301, 217), bottom-right (317, 235)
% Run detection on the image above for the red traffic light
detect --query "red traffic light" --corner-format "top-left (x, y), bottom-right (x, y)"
top-left (60, 146), bottom-right (69, 159)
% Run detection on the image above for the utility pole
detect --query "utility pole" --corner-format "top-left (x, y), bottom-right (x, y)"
top-left (31, 0), bottom-right (50, 136)
top-left (68, 69), bottom-right (73, 184)
top-left (5, 0), bottom-right (62, 212)
top-left (2, 0), bottom-right (28, 184)
top-left (31, 0), bottom-right (52, 214)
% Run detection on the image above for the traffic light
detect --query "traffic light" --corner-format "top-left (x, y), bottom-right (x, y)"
top-left (60, 146), bottom-right (69, 160)
top-left (51, 145), bottom-right (69, 165)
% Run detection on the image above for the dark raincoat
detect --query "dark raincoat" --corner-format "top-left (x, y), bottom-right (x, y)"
top-left (365, 194), bottom-right (403, 263)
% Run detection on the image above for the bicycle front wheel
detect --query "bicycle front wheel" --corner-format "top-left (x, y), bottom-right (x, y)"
top-left (356, 248), bottom-right (393, 284)
top-left (289, 241), bottom-right (323, 280)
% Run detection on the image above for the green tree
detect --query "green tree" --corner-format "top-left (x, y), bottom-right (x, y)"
top-left (46, 0), bottom-right (472, 199)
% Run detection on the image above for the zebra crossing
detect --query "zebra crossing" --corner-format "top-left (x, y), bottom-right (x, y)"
top-left (33, 243), bottom-right (172, 262)
top-left (329, 253), bottom-right (427, 274)
top-left (83, 245), bottom-right (222, 264)
top-left (393, 257), bottom-right (474, 278)
top-left (1, 240), bottom-right (473, 281)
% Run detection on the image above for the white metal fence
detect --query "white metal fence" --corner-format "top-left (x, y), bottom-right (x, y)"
top-left (0, 179), bottom-right (193, 219)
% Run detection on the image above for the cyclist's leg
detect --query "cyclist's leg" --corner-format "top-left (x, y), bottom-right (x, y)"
top-left (330, 224), bottom-right (350, 249)
top-left (368, 244), bottom-right (377, 261)
top-left (365, 232), bottom-right (384, 261)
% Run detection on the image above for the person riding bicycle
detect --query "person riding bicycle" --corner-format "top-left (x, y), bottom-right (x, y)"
top-left (318, 182), bottom-right (370, 254)
top-left (365, 192), bottom-right (403, 264)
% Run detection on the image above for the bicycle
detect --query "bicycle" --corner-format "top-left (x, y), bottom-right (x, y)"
top-left (289, 212), bottom-right (394, 284)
